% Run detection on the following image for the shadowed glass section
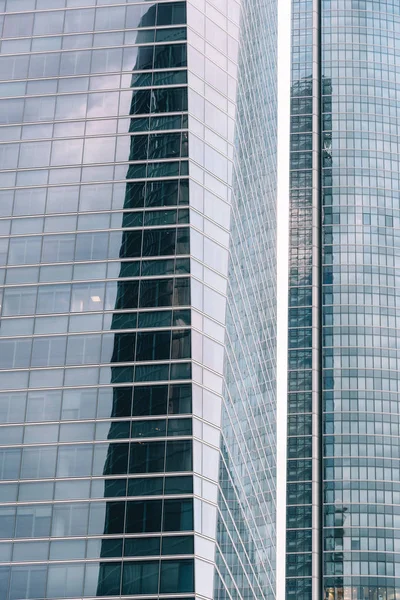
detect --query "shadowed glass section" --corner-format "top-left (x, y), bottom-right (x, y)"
top-left (286, 0), bottom-right (315, 594)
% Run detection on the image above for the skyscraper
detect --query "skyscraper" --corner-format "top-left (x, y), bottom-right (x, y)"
top-left (0, 0), bottom-right (255, 599)
top-left (284, 1), bottom-right (400, 600)
top-left (0, 0), bottom-right (398, 600)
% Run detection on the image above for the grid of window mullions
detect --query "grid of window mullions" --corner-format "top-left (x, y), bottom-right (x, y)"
top-left (0, 3), bottom-right (193, 597)
top-left (0, 133), bottom-right (189, 158)
top-left (321, 0), bottom-right (400, 598)
top-left (286, 0), bottom-right (315, 597)
top-left (0, 37), bottom-right (187, 54)
top-left (0, 56), bottom-right (188, 84)
top-left (0, 0), bottom-right (186, 14)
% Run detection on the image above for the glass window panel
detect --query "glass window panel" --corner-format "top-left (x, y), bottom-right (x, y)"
top-left (165, 440), bottom-right (192, 472)
top-left (161, 535), bottom-right (194, 555)
top-left (59, 50), bottom-right (91, 76)
top-left (0, 567), bottom-right (9, 598)
top-left (49, 539), bottom-right (86, 560)
top-left (122, 560), bottom-right (159, 595)
top-left (100, 478), bottom-right (127, 498)
top-left (163, 499), bottom-right (193, 532)
top-left (103, 501), bottom-right (125, 534)
top-left (159, 559), bottom-right (194, 593)
top-left (129, 441), bottom-right (165, 474)
top-left (9, 565), bottom-right (47, 600)
top-left (0, 507), bottom-right (15, 538)
top-left (103, 442), bottom-right (129, 475)
top-left (52, 503), bottom-right (89, 537)
top-left (168, 384), bottom-right (192, 414)
top-left (157, 2), bottom-right (186, 26)
top-left (131, 419), bottom-right (166, 438)
top-left (34, 11), bottom-right (64, 34)
top-left (127, 476), bottom-right (163, 497)
top-left (138, 310), bottom-right (172, 328)
top-left (24, 424), bottom-right (58, 444)
top-left (93, 562), bottom-right (122, 597)
top-left (12, 540), bottom-right (49, 562)
top-left (136, 331), bottom-right (171, 361)
top-left (124, 536), bottom-right (160, 557)
top-left (15, 504), bottom-right (52, 538)
top-left (0, 393), bottom-right (26, 423)
top-left (3, 13), bottom-right (34, 37)
top-left (126, 4), bottom-right (156, 28)
top-left (46, 563), bottom-right (85, 598)
top-left (97, 538), bottom-right (123, 558)
top-left (21, 446), bottom-right (57, 479)
top-left (55, 479), bottom-right (90, 501)
top-left (164, 475), bottom-right (193, 495)
top-left (61, 389), bottom-right (97, 420)
top-left (167, 418), bottom-right (192, 437)
top-left (56, 444), bottom-right (93, 477)
top-left (64, 8), bottom-right (95, 33)
top-left (132, 385), bottom-right (168, 416)
top-left (29, 53), bottom-right (61, 78)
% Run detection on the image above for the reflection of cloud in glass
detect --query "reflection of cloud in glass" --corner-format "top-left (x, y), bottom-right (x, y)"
top-left (87, 91), bottom-right (120, 118)
top-left (0, 99), bottom-right (24, 124)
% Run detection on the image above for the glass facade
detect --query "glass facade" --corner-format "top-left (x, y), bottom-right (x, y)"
top-left (214, 0), bottom-right (277, 598)
top-left (0, 1), bottom-right (196, 598)
top-left (0, 0), bottom-right (247, 598)
top-left (286, 0), bottom-right (400, 599)
top-left (8, 0), bottom-right (400, 598)
top-left (322, 1), bottom-right (400, 599)
top-left (286, 0), bottom-right (318, 597)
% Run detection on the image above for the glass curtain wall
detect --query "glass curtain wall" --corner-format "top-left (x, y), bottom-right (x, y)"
top-left (287, 0), bottom-right (400, 599)
top-left (322, 1), bottom-right (400, 599)
top-left (214, 0), bottom-right (278, 598)
top-left (286, 0), bottom-right (316, 596)
top-left (0, 1), bottom-right (196, 599)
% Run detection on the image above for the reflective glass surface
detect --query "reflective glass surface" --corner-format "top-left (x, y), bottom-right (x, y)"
top-left (286, 0), bottom-right (314, 597)
top-left (213, 0), bottom-right (277, 599)
top-left (322, 1), bottom-right (400, 599)
top-left (0, 1), bottom-right (195, 598)
top-left (287, 0), bottom-right (400, 599)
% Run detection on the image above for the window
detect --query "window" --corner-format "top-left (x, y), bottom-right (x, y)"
top-left (139, 278), bottom-right (174, 308)
top-left (125, 500), bottom-right (162, 533)
top-left (157, 2), bottom-right (187, 26)
top-left (119, 230), bottom-right (143, 258)
top-left (129, 441), bottom-right (165, 474)
top-left (163, 499), bottom-right (193, 532)
top-left (103, 443), bottom-right (129, 476)
top-left (122, 561), bottom-right (159, 595)
top-left (9, 565), bottom-right (47, 600)
top-left (133, 385), bottom-right (168, 416)
top-left (165, 440), bottom-right (192, 472)
top-left (110, 333), bottom-right (136, 363)
top-left (115, 281), bottom-right (139, 309)
top-left (159, 559), bottom-right (194, 593)
top-left (136, 331), bottom-right (171, 361)
top-left (124, 537), bottom-right (161, 557)
top-left (96, 562), bottom-right (122, 597)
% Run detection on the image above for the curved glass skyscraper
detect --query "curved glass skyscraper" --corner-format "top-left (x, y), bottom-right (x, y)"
top-left (286, 1), bottom-right (400, 599)
top-left (322, 2), bottom-right (400, 599)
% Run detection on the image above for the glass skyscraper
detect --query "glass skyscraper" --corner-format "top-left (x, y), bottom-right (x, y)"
top-left (286, 1), bottom-right (400, 600)
top-left (1, 0), bottom-right (399, 600)
top-left (0, 0), bottom-right (245, 599)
